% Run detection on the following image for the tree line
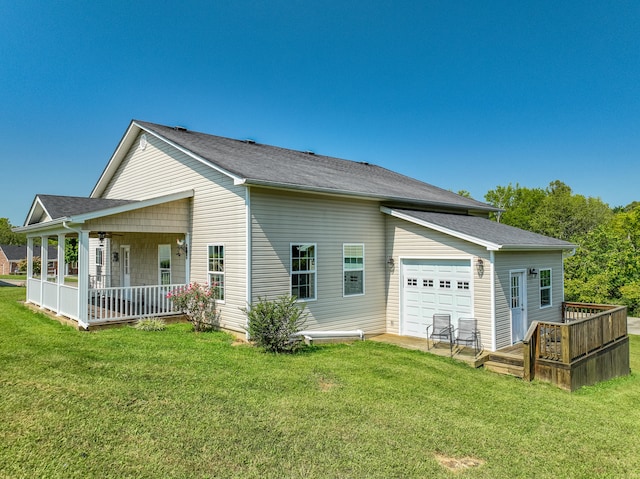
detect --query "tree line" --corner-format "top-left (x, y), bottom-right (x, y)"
top-left (2, 180), bottom-right (639, 314)
top-left (483, 180), bottom-right (640, 316)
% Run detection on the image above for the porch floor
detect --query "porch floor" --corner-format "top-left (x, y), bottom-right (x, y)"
top-left (368, 333), bottom-right (488, 368)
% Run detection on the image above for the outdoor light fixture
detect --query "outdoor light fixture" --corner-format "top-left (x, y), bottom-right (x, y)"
top-left (529, 268), bottom-right (538, 277)
top-left (176, 238), bottom-right (188, 258)
top-left (387, 257), bottom-right (395, 268)
top-left (112, 252), bottom-right (119, 263)
top-left (475, 257), bottom-right (484, 276)
top-left (98, 232), bottom-right (106, 246)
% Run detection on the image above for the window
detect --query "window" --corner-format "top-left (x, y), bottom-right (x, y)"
top-left (95, 248), bottom-right (103, 277)
top-left (158, 244), bottom-right (171, 285)
top-left (343, 244), bottom-right (364, 296)
top-left (208, 244), bottom-right (225, 301)
top-left (291, 243), bottom-right (316, 300)
top-left (540, 268), bottom-right (552, 307)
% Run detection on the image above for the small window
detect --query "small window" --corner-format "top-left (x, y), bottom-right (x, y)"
top-left (540, 268), bottom-right (552, 307)
top-left (407, 278), bottom-right (418, 287)
top-left (343, 244), bottom-right (364, 296)
top-left (439, 280), bottom-right (451, 289)
top-left (208, 244), bottom-right (225, 301)
top-left (423, 279), bottom-right (434, 288)
top-left (158, 245), bottom-right (171, 285)
top-left (457, 281), bottom-right (469, 290)
top-left (291, 244), bottom-right (316, 300)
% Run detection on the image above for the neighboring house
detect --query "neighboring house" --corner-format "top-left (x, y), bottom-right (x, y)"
top-left (0, 244), bottom-right (58, 275)
top-left (15, 120), bottom-right (576, 351)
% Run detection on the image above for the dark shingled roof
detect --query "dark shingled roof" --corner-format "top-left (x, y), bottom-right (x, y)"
top-left (0, 244), bottom-right (58, 260)
top-left (135, 120), bottom-right (497, 212)
top-left (36, 195), bottom-right (137, 220)
top-left (391, 209), bottom-right (576, 249)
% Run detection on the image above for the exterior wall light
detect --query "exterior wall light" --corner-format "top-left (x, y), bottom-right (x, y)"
top-left (529, 268), bottom-right (538, 277)
top-left (387, 257), bottom-right (395, 268)
top-left (176, 238), bottom-right (188, 258)
top-left (475, 257), bottom-right (484, 277)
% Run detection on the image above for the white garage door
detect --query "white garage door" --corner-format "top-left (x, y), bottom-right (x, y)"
top-left (401, 259), bottom-right (472, 338)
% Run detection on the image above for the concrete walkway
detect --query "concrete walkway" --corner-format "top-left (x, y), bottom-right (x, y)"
top-left (628, 317), bottom-right (640, 335)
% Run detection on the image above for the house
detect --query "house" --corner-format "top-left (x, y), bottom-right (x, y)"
top-left (15, 119), bottom-right (578, 353)
top-left (0, 244), bottom-right (58, 276)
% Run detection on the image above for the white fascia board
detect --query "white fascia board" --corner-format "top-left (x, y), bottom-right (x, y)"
top-left (498, 244), bottom-right (577, 252)
top-left (133, 122), bottom-right (245, 184)
top-left (23, 196), bottom-right (52, 227)
top-left (91, 121), bottom-right (141, 198)
top-left (381, 206), bottom-right (502, 251)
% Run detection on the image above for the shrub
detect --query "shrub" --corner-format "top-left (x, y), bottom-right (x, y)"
top-left (243, 295), bottom-right (308, 353)
top-left (167, 282), bottom-right (220, 332)
top-left (134, 317), bottom-right (166, 331)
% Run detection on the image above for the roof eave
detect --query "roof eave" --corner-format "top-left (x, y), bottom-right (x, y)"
top-left (244, 179), bottom-right (498, 213)
top-left (13, 189), bottom-right (194, 234)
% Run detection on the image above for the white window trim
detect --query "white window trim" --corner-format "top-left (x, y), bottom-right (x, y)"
top-left (539, 268), bottom-right (552, 309)
top-left (207, 243), bottom-right (225, 304)
top-left (290, 242), bottom-right (317, 302)
top-left (158, 244), bottom-right (172, 286)
top-left (343, 243), bottom-right (365, 297)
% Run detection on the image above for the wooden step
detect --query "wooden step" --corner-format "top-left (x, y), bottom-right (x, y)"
top-left (484, 360), bottom-right (524, 378)
top-left (485, 353), bottom-right (524, 367)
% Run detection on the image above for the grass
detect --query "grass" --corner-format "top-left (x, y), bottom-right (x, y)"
top-left (1, 286), bottom-right (639, 478)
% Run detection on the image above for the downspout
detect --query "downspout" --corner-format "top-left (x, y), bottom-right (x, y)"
top-left (245, 186), bottom-right (252, 340)
top-left (490, 250), bottom-right (496, 352)
top-left (64, 222), bottom-right (90, 329)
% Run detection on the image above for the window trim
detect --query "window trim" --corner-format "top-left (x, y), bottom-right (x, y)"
top-left (343, 243), bottom-right (365, 297)
top-left (290, 243), bottom-right (317, 302)
top-left (207, 243), bottom-right (225, 303)
top-left (539, 268), bottom-right (552, 308)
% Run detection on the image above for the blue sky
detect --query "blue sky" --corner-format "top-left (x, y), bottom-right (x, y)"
top-left (1, 1), bottom-right (638, 226)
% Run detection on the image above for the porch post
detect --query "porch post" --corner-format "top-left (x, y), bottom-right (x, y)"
top-left (27, 237), bottom-right (34, 279)
top-left (56, 233), bottom-right (66, 315)
top-left (77, 230), bottom-right (90, 329)
top-left (185, 232), bottom-right (191, 282)
top-left (40, 235), bottom-right (48, 308)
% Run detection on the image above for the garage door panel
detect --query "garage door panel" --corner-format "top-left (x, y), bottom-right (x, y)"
top-left (401, 259), bottom-right (472, 338)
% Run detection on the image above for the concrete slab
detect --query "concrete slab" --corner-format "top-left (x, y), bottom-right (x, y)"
top-left (628, 317), bottom-right (640, 335)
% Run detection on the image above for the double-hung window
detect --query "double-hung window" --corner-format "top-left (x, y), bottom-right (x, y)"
top-left (208, 244), bottom-right (225, 301)
top-left (540, 268), bottom-right (552, 307)
top-left (291, 243), bottom-right (316, 301)
top-left (158, 245), bottom-right (171, 285)
top-left (343, 244), bottom-right (364, 296)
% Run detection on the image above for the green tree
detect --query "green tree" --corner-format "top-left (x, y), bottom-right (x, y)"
top-left (0, 218), bottom-right (26, 245)
top-left (530, 181), bottom-right (612, 241)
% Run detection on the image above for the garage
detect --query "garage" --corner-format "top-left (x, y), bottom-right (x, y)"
top-left (401, 259), bottom-right (472, 338)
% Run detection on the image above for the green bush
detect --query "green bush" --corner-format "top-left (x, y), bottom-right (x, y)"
top-left (134, 317), bottom-right (167, 331)
top-left (243, 296), bottom-right (307, 353)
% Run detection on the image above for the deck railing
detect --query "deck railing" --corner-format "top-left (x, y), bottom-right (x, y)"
top-left (88, 283), bottom-right (186, 323)
top-left (523, 302), bottom-right (629, 390)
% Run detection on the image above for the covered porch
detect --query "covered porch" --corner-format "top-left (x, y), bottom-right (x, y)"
top-left (17, 191), bottom-right (194, 329)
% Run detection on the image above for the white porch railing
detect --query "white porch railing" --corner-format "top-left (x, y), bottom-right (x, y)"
top-left (88, 283), bottom-right (186, 323)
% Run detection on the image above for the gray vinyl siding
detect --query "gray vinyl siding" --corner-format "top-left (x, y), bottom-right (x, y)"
top-left (385, 216), bottom-right (492, 348)
top-left (493, 250), bottom-right (565, 350)
top-left (250, 188), bottom-right (386, 334)
top-left (100, 132), bottom-right (248, 332)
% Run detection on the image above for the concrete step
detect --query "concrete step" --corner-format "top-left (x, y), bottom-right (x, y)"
top-left (484, 360), bottom-right (524, 378)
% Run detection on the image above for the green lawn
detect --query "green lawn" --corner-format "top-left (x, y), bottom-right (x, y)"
top-left (1, 287), bottom-right (639, 478)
